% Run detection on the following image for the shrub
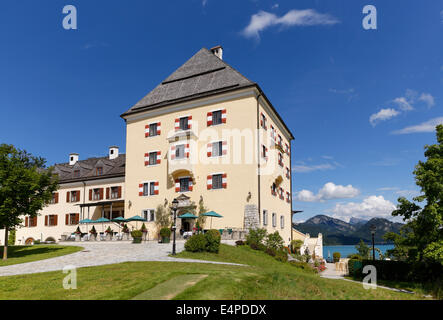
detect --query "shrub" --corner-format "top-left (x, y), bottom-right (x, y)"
top-left (333, 252), bottom-right (341, 262)
top-left (140, 223), bottom-right (147, 232)
top-left (235, 240), bottom-right (245, 246)
top-left (246, 228), bottom-right (267, 247)
top-left (105, 226), bottom-right (113, 234)
top-left (131, 230), bottom-right (142, 238)
top-left (89, 226), bottom-right (97, 234)
top-left (160, 227), bottom-right (171, 238)
top-left (265, 231), bottom-right (284, 251)
top-left (122, 224), bottom-right (130, 233)
top-left (184, 234), bottom-right (207, 252)
top-left (347, 253), bottom-right (363, 260)
top-left (289, 261), bottom-right (317, 273)
top-left (347, 259), bottom-right (362, 277)
top-left (290, 239), bottom-right (303, 254)
top-left (265, 247), bottom-right (276, 256)
top-left (275, 250), bottom-right (288, 262)
top-left (74, 226), bottom-right (81, 234)
top-left (205, 229), bottom-right (221, 253)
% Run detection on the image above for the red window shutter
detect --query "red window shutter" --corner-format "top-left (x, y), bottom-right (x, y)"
top-left (154, 181), bottom-right (159, 195)
top-left (222, 173), bottom-right (227, 188)
top-left (99, 188), bottom-right (104, 200)
top-left (65, 214), bottom-right (69, 225)
top-left (157, 151), bottom-right (161, 164)
top-left (145, 124), bottom-right (149, 137)
top-left (118, 186), bottom-right (122, 198)
top-left (171, 146), bottom-right (176, 160)
top-left (54, 215), bottom-right (58, 226)
top-left (188, 116), bottom-right (192, 129)
top-left (77, 190), bottom-right (80, 202)
top-left (33, 217), bottom-right (37, 227)
top-left (221, 109), bottom-right (226, 123)
top-left (66, 192), bottom-right (70, 203)
top-left (25, 217), bottom-right (29, 227)
top-left (175, 179), bottom-right (180, 192)
top-left (260, 113), bottom-right (264, 127)
top-left (207, 175), bottom-right (212, 190)
top-left (207, 112), bottom-right (212, 126)
top-left (139, 184), bottom-right (143, 196)
top-left (157, 122), bottom-right (161, 135)
top-left (207, 143), bottom-right (212, 157)
top-left (106, 188), bottom-right (110, 199)
top-left (89, 189), bottom-right (92, 201)
top-left (186, 144), bottom-right (189, 158)
top-left (75, 214), bottom-right (80, 224)
top-left (175, 118), bottom-right (179, 131)
top-left (55, 192), bottom-right (59, 204)
top-left (45, 216), bottom-right (48, 226)
top-left (222, 141), bottom-right (227, 155)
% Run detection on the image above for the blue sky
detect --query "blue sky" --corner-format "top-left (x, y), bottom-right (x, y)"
top-left (0, 0), bottom-right (441, 223)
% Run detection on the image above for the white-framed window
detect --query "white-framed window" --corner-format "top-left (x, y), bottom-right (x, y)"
top-left (280, 215), bottom-right (284, 229)
top-left (263, 210), bottom-right (268, 226)
top-left (212, 110), bottom-right (222, 125)
top-left (110, 187), bottom-right (119, 199)
top-left (149, 123), bottom-right (158, 136)
top-left (175, 144), bottom-right (185, 159)
top-left (179, 117), bottom-right (189, 130)
top-left (93, 188), bottom-right (100, 200)
top-left (272, 213), bottom-right (276, 227)
top-left (212, 141), bottom-right (223, 157)
top-left (212, 174), bottom-right (223, 189)
top-left (142, 209), bottom-right (155, 222)
top-left (180, 177), bottom-right (191, 192)
top-left (143, 182), bottom-right (156, 196)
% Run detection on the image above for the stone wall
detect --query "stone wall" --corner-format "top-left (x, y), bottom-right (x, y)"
top-left (243, 204), bottom-right (259, 230)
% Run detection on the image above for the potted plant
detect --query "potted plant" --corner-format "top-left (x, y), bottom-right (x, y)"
top-left (74, 226), bottom-right (82, 241)
top-left (160, 227), bottom-right (171, 243)
top-left (122, 224), bottom-right (130, 241)
top-left (105, 226), bottom-right (113, 240)
top-left (89, 226), bottom-right (97, 241)
top-left (140, 223), bottom-right (148, 241)
top-left (131, 230), bottom-right (143, 244)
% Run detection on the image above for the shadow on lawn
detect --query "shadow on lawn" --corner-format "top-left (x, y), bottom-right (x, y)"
top-left (0, 246), bottom-right (65, 258)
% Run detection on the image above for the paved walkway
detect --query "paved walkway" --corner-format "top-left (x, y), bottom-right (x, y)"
top-left (0, 240), bottom-right (242, 277)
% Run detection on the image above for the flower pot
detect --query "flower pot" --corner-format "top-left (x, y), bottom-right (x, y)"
top-left (133, 237), bottom-right (142, 244)
top-left (89, 234), bottom-right (97, 241)
top-left (75, 234), bottom-right (81, 241)
top-left (161, 237), bottom-right (170, 244)
top-left (105, 233), bottom-right (112, 241)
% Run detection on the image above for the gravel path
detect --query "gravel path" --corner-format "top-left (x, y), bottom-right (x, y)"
top-left (0, 240), bottom-right (243, 277)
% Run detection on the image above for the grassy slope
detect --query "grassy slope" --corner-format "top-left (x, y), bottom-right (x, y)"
top-left (0, 244), bottom-right (428, 300)
top-left (0, 245), bottom-right (83, 266)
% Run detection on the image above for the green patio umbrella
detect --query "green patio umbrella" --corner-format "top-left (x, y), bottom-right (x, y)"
top-left (94, 217), bottom-right (110, 233)
top-left (112, 216), bottom-right (129, 234)
top-left (202, 211), bottom-right (223, 229)
top-left (178, 212), bottom-right (198, 219)
top-left (127, 215), bottom-right (147, 229)
top-left (79, 219), bottom-right (94, 234)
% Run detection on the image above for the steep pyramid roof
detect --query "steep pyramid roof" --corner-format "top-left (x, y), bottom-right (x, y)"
top-left (122, 48), bottom-right (255, 116)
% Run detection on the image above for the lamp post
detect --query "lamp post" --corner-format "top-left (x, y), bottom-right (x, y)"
top-left (370, 224), bottom-right (376, 261)
top-left (171, 198), bottom-right (179, 255)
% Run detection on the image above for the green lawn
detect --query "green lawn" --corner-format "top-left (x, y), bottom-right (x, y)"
top-left (0, 244), bottom-right (430, 300)
top-left (0, 245), bottom-right (83, 267)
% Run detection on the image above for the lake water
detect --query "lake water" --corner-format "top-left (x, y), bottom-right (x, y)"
top-left (323, 244), bottom-right (394, 260)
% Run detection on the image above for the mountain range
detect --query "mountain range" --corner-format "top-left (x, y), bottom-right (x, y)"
top-left (293, 215), bottom-right (404, 245)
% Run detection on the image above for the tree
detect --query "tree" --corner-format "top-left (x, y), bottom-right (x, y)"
top-left (355, 239), bottom-right (370, 258)
top-left (0, 144), bottom-right (58, 260)
top-left (155, 204), bottom-right (170, 232)
top-left (196, 197), bottom-right (208, 230)
top-left (389, 125), bottom-right (443, 264)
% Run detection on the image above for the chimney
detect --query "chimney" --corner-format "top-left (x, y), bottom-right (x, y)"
top-left (210, 45), bottom-right (223, 60)
top-left (69, 153), bottom-right (79, 165)
top-left (109, 146), bottom-right (119, 160)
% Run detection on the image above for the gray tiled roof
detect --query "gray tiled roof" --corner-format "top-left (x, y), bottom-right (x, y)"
top-left (122, 48), bottom-right (256, 116)
top-left (53, 154), bottom-right (125, 183)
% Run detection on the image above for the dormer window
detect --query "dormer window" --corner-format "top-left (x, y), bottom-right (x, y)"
top-left (74, 170), bottom-right (80, 178)
top-left (96, 167), bottom-right (103, 176)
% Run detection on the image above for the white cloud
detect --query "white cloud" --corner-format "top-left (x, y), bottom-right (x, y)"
top-left (242, 9), bottom-right (339, 39)
top-left (331, 195), bottom-right (396, 222)
top-left (271, 4), bottom-right (279, 9)
top-left (295, 182), bottom-right (359, 202)
top-left (418, 93), bottom-right (435, 108)
top-left (369, 108), bottom-right (400, 126)
top-left (393, 97), bottom-right (414, 111)
top-left (377, 187), bottom-right (399, 191)
top-left (392, 117), bottom-right (443, 134)
top-left (292, 163), bottom-right (335, 173)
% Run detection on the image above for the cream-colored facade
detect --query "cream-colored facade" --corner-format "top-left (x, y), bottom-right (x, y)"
top-left (123, 86), bottom-right (293, 243)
